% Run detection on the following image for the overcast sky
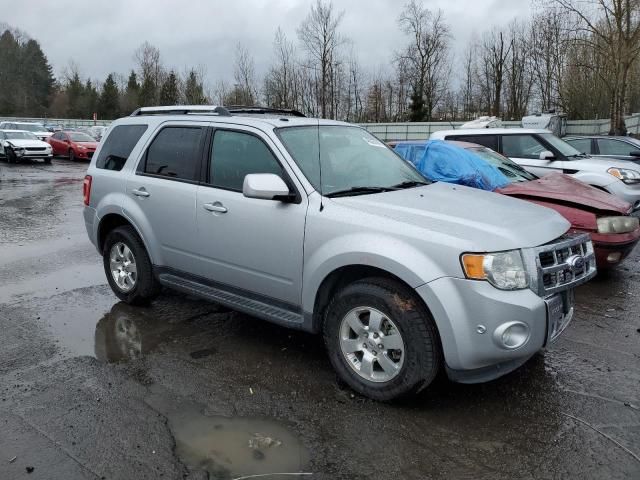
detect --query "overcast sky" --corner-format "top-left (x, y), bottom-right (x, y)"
top-left (2, 0), bottom-right (532, 87)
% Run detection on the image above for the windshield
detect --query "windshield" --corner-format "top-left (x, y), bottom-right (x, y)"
top-left (540, 133), bottom-right (583, 157)
top-left (16, 123), bottom-right (45, 133)
top-left (277, 126), bottom-right (428, 196)
top-left (69, 132), bottom-right (95, 142)
top-left (467, 147), bottom-right (537, 182)
top-left (5, 131), bottom-right (38, 140)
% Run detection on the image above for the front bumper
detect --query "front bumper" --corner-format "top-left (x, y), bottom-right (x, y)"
top-left (591, 228), bottom-right (640, 267)
top-left (606, 180), bottom-right (640, 211)
top-left (416, 278), bottom-right (575, 383)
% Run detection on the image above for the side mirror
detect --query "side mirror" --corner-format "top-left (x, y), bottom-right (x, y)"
top-left (629, 150), bottom-right (640, 157)
top-left (243, 173), bottom-right (292, 201)
top-left (539, 150), bottom-right (556, 161)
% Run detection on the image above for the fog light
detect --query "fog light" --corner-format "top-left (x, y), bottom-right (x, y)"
top-left (607, 252), bottom-right (622, 263)
top-left (493, 321), bottom-right (530, 350)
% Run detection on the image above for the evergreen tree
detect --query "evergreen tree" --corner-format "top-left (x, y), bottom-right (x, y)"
top-left (159, 71), bottom-right (179, 105)
top-left (98, 73), bottom-right (120, 119)
top-left (66, 72), bottom-right (85, 118)
top-left (20, 39), bottom-right (54, 115)
top-left (0, 30), bottom-right (20, 115)
top-left (184, 70), bottom-right (206, 104)
top-left (138, 73), bottom-right (156, 107)
top-left (121, 70), bottom-right (140, 113)
top-left (83, 79), bottom-right (99, 117)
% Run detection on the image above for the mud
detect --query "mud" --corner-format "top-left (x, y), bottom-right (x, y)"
top-left (1, 158), bottom-right (639, 479)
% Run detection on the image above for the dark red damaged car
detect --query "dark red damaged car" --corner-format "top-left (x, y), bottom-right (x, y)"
top-left (393, 140), bottom-right (640, 268)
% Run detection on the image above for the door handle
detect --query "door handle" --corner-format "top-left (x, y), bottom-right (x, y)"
top-left (132, 188), bottom-right (150, 198)
top-left (203, 202), bottom-right (227, 213)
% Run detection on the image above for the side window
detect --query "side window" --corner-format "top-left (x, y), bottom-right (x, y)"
top-left (449, 135), bottom-right (498, 151)
top-left (566, 138), bottom-right (591, 154)
top-left (52, 132), bottom-right (61, 140)
top-left (144, 127), bottom-right (204, 181)
top-left (501, 135), bottom-right (547, 159)
top-left (597, 138), bottom-right (635, 156)
top-left (210, 130), bottom-right (283, 191)
top-left (96, 124), bottom-right (148, 171)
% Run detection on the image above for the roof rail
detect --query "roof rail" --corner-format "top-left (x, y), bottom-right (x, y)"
top-left (130, 105), bottom-right (231, 117)
top-left (224, 105), bottom-right (306, 117)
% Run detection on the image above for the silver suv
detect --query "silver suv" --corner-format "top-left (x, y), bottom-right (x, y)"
top-left (83, 106), bottom-right (596, 400)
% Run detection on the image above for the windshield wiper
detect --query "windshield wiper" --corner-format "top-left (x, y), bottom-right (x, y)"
top-left (390, 180), bottom-right (430, 189)
top-left (325, 186), bottom-right (398, 198)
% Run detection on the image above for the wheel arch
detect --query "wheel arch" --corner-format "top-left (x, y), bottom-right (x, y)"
top-left (310, 264), bottom-right (439, 337)
top-left (97, 213), bottom-right (152, 262)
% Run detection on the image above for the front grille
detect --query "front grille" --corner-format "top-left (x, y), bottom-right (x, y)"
top-left (523, 233), bottom-right (597, 297)
top-left (26, 147), bottom-right (46, 152)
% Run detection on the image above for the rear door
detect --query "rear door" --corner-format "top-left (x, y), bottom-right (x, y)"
top-left (194, 125), bottom-right (307, 306)
top-left (126, 122), bottom-right (206, 272)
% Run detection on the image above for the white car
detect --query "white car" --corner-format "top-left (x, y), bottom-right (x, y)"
top-left (0, 130), bottom-right (53, 164)
top-left (0, 121), bottom-right (53, 141)
top-left (430, 128), bottom-right (640, 210)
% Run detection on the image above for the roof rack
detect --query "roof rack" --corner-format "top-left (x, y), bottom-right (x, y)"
top-left (130, 105), bottom-right (231, 117)
top-left (224, 106), bottom-right (306, 117)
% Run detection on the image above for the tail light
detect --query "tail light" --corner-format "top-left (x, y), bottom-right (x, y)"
top-left (83, 175), bottom-right (92, 206)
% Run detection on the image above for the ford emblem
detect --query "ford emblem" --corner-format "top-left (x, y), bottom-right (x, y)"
top-left (567, 255), bottom-right (585, 273)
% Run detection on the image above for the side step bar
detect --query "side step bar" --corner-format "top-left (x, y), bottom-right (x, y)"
top-left (158, 273), bottom-right (305, 328)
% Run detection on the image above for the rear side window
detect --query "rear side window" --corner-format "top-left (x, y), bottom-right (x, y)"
top-left (209, 130), bottom-right (282, 191)
top-left (144, 127), bottom-right (204, 181)
top-left (501, 135), bottom-right (547, 159)
top-left (96, 125), bottom-right (147, 171)
top-left (449, 135), bottom-right (498, 151)
top-left (597, 138), bottom-right (635, 156)
top-left (566, 138), bottom-right (592, 154)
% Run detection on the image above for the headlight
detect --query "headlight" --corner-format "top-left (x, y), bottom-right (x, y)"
top-left (461, 250), bottom-right (529, 290)
top-left (608, 167), bottom-right (640, 184)
top-left (597, 216), bottom-right (639, 234)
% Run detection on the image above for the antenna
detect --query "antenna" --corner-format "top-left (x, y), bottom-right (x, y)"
top-left (317, 116), bottom-right (324, 212)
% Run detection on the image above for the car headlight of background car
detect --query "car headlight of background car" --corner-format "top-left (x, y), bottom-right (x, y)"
top-left (597, 216), bottom-right (640, 234)
top-left (461, 250), bottom-right (529, 290)
top-left (608, 167), bottom-right (640, 184)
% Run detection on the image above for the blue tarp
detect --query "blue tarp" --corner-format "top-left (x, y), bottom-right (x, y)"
top-left (395, 140), bottom-right (510, 191)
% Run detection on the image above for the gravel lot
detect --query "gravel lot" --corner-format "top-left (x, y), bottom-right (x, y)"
top-left (1, 158), bottom-right (639, 480)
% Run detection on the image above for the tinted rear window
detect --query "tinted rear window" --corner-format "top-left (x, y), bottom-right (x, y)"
top-left (96, 125), bottom-right (147, 171)
top-left (448, 135), bottom-right (498, 151)
top-left (143, 127), bottom-right (204, 181)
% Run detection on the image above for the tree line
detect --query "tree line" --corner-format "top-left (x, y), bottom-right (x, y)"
top-left (1, 0), bottom-right (639, 134)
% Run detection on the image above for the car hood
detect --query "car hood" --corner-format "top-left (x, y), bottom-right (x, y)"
top-left (5, 139), bottom-right (51, 148)
top-left (564, 155), bottom-right (640, 172)
top-left (330, 182), bottom-right (570, 252)
top-left (497, 173), bottom-right (631, 214)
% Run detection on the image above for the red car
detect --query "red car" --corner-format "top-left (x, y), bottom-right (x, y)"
top-left (392, 140), bottom-right (640, 268)
top-left (48, 130), bottom-right (98, 161)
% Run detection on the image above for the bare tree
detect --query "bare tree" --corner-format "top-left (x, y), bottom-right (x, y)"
top-left (264, 28), bottom-right (299, 109)
top-left (397, 1), bottom-right (451, 121)
top-left (298, 0), bottom-right (345, 118)
top-left (552, 0), bottom-right (640, 134)
top-left (479, 29), bottom-right (511, 117)
top-left (232, 42), bottom-right (258, 105)
top-left (505, 20), bottom-right (534, 119)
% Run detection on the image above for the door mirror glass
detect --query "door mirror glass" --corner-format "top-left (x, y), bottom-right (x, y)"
top-left (539, 150), bottom-right (556, 161)
top-left (243, 173), bottom-right (291, 200)
top-left (629, 150), bottom-right (640, 157)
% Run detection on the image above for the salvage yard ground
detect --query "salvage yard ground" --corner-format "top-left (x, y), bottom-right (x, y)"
top-left (0, 158), bottom-right (639, 479)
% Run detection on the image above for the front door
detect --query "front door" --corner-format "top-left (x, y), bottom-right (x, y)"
top-left (195, 126), bottom-right (307, 306)
top-left (125, 123), bottom-right (206, 272)
top-left (501, 134), bottom-right (572, 177)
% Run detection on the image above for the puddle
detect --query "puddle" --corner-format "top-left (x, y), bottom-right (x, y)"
top-left (168, 405), bottom-right (310, 479)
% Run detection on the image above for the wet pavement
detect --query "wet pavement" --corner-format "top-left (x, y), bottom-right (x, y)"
top-left (1, 158), bottom-right (639, 480)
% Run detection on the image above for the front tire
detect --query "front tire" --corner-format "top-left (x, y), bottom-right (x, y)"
top-left (6, 148), bottom-right (17, 164)
top-left (102, 226), bottom-right (160, 305)
top-left (69, 149), bottom-right (75, 162)
top-left (323, 277), bottom-right (441, 401)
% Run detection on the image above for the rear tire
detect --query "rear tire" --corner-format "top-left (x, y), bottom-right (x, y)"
top-left (102, 226), bottom-right (160, 305)
top-left (323, 277), bottom-right (441, 401)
